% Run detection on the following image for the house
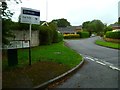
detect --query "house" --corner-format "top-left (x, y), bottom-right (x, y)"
top-left (57, 26), bottom-right (82, 34)
top-left (110, 24), bottom-right (120, 29)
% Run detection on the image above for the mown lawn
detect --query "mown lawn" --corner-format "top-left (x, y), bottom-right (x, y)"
top-left (95, 40), bottom-right (120, 49)
top-left (2, 42), bottom-right (82, 88)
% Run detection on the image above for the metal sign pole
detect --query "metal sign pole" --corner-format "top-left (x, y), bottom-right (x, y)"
top-left (29, 24), bottom-right (32, 65)
top-left (30, 24), bottom-right (32, 42)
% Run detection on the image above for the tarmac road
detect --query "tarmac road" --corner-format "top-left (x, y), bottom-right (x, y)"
top-left (56, 36), bottom-right (119, 88)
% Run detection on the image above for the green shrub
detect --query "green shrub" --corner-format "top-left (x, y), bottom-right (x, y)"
top-left (52, 31), bottom-right (63, 43)
top-left (52, 29), bottom-right (58, 43)
top-left (10, 22), bottom-right (20, 30)
top-left (39, 25), bottom-right (63, 45)
top-left (58, 33), bottom-right (63, 42)
top-left (103, 26), bottom-right (113, 34)
top-left (39, 26), bottom-right (53, 45)
top-left (105, 31), bottom-right (120, 39)
top-left (77, 31), bottom-right (89, 38)
top-left (32, 24), bottom-right (40, 30)
top-left (98, 32), bottom-right (104, 37)
top-left (48, 22), bottom-right (63, 43)
top-left (18, 23), bottom-right (29, 30)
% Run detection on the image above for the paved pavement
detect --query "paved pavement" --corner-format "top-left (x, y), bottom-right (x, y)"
top-left (56, 36), bottom-right (119, 88)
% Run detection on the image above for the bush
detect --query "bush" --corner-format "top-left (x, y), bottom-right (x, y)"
top-left (39, 26), bottom-right (53, 45)
top-left (10, 22), bottom-right (20, 30)
top-left (105, 31), bottom-right (120, 39)
top-left (77, 31), bottom-right (89, 38)
top-left (64, 34), bottom-right (80, 39)
top-left (52, 30), bottom-right (63, 43)
top-left (98, 32), bottom-right (104, 37)
top-left (58, 33), bottom-right (63, 42)
top-left (39, 25), bottom-right (63, 45)
top-left (18, 23), bottom-right (29, 30)
top-left (49, 24), bottom-right (58, 43)
top-left (103, 26), bottom-right (113, 34)
top-left (52, 30), bottom-right (58, 43)
top-left (32, 24), bottom-right (40, 30)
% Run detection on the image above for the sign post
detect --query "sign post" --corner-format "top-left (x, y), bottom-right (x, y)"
top-left (29, 24), bottom-right (32, 42)
top-left (29, 24), bottom-right (31, 65)
top-left (20, 7), bottom-right (40, 65)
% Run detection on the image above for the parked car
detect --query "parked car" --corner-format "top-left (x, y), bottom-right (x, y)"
top-left (90, 34), bottom-right (95, 37)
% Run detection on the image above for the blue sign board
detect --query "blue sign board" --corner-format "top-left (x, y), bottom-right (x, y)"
top-left (23, 10), bottom-right (40, 16)
top-left (20, 7), bottom-right (40, 24)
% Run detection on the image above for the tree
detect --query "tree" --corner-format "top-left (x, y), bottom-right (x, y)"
top-left (2, 18), bottom-right (14, 45)
top-left (91, 20), bottom-right (105, 33)
top-left (48, 22), bottom-right (58, 43)
top-left (82, 21), bottom-right (91, 30)
top-left (1, 0), bottom-right (21, 45)
top-left (114, 18), bottom-right (120, 24)
top-left (51, 18), bottom-right (71, 27)
top-left (103, 26), bottom-right (113, 34)
top-left (82, 19), bottom-right (105, 36)
top-left (82, 21), bottom-right (93, 36)
top-left (2, 1), bottom-right (14, 45)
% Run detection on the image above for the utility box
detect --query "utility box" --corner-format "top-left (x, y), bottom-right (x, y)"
top-left (7, 49), bottom-right (18, 66)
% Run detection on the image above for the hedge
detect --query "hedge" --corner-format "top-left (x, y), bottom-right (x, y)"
top-left (39, 26), bottom-right (53, 45)
top-left (11, 22), bottom-right (40, 30)
top-left (64, 34), bottom-right (80, 39)
top-left (105, 31), bottom-right (120, 39)
top-left (58, 33), bottom-right (63, 42)
top-left (77, 31), bottom-right (89, 38)
top-left (39, 25), bottom-right (63, 45)
top-left (52, 30), bottom-right (63, 43)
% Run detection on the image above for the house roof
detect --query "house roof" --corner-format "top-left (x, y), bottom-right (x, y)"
top-left (57, 26), bottom-right (82, 33)
top-left (110, 24), bottom-right (120, 27)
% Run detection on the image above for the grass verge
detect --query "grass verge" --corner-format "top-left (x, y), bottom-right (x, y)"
top-left (2, 41), bottom-right (82, 88)
top-left (95, 40), bottom-right (120, 49)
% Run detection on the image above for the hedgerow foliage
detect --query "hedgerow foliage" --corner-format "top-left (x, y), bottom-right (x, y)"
top-left (77, 31), bottom-right (90, 38)
top-left (39, 24), bottom-right (63, 45)
top-left (105, 31), bottom-right (120, 39)
top-left (64, 34), bottom-right (80, 39)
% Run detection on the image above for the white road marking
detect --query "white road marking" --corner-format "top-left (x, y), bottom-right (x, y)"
top-left (102, 61), bottom-right (114, 66)
top-left (83, 55), bottom-right (120, 71)
top-left (94, 58), bottom-right (98, 60)
top-left (96, 61), bottom-right (106, 66)
top-left (85, 57), bottom-right (89, 59)
top-left (89, 58), bottom-right (95, 61)
top-left (85, 57), bottom-right (95, 61)
top-left (109, 66), bottom-right (120, 71)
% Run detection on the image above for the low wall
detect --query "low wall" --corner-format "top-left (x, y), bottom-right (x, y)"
top-left (10, 30), bottom-right (39, 47)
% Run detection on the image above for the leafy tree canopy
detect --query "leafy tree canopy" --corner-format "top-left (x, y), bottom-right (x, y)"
top-left (82, 19), bottom-right (105, 35)
top-left (51, 18), bottom-right (71, 27)
top-left (1, 0), bottom-right (21, 45)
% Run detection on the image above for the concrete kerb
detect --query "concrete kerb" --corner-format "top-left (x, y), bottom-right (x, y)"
top-left (34, 57), bottom-right (84, 89)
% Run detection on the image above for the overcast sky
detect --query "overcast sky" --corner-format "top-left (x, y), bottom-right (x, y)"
top-left (8, 0), bottom-right (120, 26)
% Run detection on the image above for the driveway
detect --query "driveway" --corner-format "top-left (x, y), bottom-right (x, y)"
top-left (56, 36), bottom-right (119, 88)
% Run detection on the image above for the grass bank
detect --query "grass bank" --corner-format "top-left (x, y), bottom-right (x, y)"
top-left (2, 42), bottom-right (82, 88)
top-left (95, 40), bottom-right (120, 49)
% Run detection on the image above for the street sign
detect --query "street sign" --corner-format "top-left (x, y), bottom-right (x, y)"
top-left (20, 7), bottom-right (40, 24)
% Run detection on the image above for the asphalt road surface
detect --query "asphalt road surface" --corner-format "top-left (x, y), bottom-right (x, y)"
top-left (56, 36), bottom-right (119, 88)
